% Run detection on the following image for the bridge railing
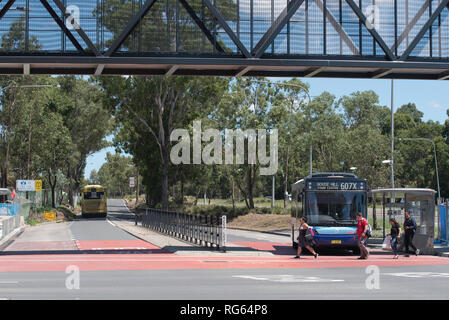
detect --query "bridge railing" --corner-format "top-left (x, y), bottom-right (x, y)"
top-left (135, 208), bottom-right (226, 252)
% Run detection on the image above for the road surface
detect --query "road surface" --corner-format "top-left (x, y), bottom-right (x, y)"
top-left (0, 199), bottom-right (448, 300)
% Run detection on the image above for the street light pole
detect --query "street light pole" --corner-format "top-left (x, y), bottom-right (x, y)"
top-left (390, 79), bottom-right (395, 189)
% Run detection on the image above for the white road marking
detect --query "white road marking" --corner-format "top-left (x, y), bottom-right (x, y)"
top-left (384, 272), bottom-right (449, 278)
top-left (106, 218), bottom-right (117, 227)
top-left (0, 281), bottom-right (19, 284)
top-left (233, 275), bottom-right (344, 283)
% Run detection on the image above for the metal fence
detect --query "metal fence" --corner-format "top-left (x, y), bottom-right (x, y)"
top-left (136, 208), bottom-right (226, 252)
top-left (0, 215), bottom-right (22, 241)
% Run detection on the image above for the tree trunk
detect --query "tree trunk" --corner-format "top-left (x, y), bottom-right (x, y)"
top-left (180, 176), bottom-right (184, 205)
top-left (27, 107), bottom-right (33, 179)
top-left (284, 145), bottom-right (290, 209)
top-left (231, 177), bottom-right (235, 210)
top-left (136, 167), bottom-right (139, 205)
top-left (67, 168), bottom-right (74, 207)
top-left (247, 165), bottom-right (255, 209)
top-left (161, 157), bottom-right (169, 210)
top-left (48, 173), bottom-right (57, 208)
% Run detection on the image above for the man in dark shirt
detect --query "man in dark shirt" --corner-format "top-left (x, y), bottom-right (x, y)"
top-left (404, 211), bottom-right (419, 257)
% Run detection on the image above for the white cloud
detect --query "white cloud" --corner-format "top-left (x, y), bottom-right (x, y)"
top-left (428, 100), bottom-right (443, 110)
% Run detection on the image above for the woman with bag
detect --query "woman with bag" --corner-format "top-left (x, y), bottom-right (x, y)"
top-left (294, 217), bottom-right (318, 259)
top-left (390, 218), bottom-right (401, 259)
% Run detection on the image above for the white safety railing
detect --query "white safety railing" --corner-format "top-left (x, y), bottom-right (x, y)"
top-left (136, 208), bottom-right (227, 252)
top-left (0, 215), bottom-right (22, 241)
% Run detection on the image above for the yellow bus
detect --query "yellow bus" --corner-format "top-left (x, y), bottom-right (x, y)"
top-left (81, 185), bottom-right (107, 218)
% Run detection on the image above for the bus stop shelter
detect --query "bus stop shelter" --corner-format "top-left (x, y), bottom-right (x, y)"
top-left (370, 188), bottom-right (436, 255)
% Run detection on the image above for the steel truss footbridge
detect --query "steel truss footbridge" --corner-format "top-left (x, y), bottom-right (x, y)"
top-left (1, 0), bottom-right (449, 79)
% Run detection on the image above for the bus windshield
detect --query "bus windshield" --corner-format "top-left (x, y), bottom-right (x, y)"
top-left (305, 191), bottom-right (366, 225)
top-left (83, 192), bottom-right (105, 200)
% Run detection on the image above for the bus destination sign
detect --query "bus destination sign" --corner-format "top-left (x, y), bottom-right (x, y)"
top-left (307, 180), bottom-right (366, 191)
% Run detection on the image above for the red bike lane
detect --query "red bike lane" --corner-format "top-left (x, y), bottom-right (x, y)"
top-left (1, 239), bottom-right (448, 273)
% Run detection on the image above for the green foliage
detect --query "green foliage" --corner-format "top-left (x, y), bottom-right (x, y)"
top-left (96, 153), bottom-right (137, 197)
top-left (95, 74), bottom-right (449, 211)
top-left (0, 76), bottom-right (110, 208)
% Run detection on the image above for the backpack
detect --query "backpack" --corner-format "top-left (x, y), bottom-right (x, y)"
top-left (366, 223), bottom-right (372, 238)
top-left (305, 227), bottom-right (315, 241)
top-left (359, 218), bottom-right (372, 238)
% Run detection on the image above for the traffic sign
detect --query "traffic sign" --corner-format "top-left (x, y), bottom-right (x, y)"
top-left (16, 180), bottom-right (42, 192)
top-left (129, 177), bottom-right (135, 188)
top-left (35, 180), bottom-right (42, 192)
top-left (16, 180), bottom-right (35, 192)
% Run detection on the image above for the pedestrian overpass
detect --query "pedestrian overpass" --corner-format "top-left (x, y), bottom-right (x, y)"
top-left (1, 0), bottom-right (449, 79)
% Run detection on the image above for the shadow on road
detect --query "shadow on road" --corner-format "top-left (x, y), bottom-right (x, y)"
top-left (73, 214), bottom-right (136, 221)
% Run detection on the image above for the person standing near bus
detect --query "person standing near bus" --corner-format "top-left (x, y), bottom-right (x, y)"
top-left (294, 217), bottom-right (318, 259)
top-left (354, 212), bottom-right (369, 259)
top-left (389, 218), bottom-right (401, 259)
top-left (404, 211), bottom-right (419, 257)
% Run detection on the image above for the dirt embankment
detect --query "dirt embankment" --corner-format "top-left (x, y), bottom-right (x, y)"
top-left (123, 197), bottom-right (294, 232)
top-left (227, 213), bottom-right (293, 232)
top-left (26, 206), bottom-right (77, 225)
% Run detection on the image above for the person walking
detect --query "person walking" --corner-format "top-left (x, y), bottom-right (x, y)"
top-left (404, 211), bottom-right (419, 257)
top-left (294, 217), bottom-right (318, 259)
top-left (354, 212), bottom-right (369, 259)
top-left (389, 218), bottom-right (401, 259)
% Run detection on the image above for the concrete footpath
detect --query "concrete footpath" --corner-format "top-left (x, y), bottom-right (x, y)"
top-left (366, 237), bottom-right (449, 257)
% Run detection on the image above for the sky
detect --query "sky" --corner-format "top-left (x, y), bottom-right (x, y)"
top-left (83, 77), bottom-right (448, 179)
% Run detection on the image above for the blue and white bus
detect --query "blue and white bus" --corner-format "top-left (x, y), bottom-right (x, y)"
top-left (291, 172), bottom-right (368, 254)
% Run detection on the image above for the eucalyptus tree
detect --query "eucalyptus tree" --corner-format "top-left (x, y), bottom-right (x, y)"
top-left (56, 76), bottom-right (111, 206)
top-left (99, 75), bottom-right (228, 209)
top-left (98, 153), bottom-right (135, 197)
top-left (213, 77), bottom-right (277, 209)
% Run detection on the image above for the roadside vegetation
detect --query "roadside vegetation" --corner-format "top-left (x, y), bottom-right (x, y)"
top-left (92, 79), bottom-right (449, 215)
top-left (25, 205), bottom-right (77, 226)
